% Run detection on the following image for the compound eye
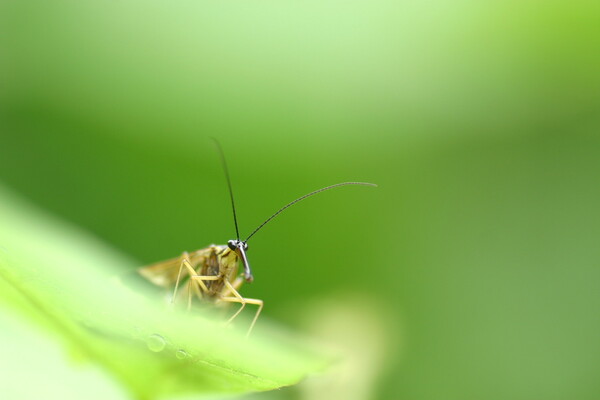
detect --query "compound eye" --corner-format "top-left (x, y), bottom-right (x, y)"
top-left (242, 242), bottom-right (248, 251)
top-left (227, 240), bottom-right (237, 250)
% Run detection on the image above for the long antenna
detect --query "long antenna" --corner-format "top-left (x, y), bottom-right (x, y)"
top-left (212, 138), bottom-right (240, 240)
top-left (244, 182), bottom-right (377, 242)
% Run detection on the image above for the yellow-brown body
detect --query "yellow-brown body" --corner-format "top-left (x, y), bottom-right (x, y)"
top-left (138, 244), bottom-right (262, 335)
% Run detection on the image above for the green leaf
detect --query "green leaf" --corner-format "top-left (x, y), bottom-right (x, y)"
top-left (0, 184), bottom-right (329, 399)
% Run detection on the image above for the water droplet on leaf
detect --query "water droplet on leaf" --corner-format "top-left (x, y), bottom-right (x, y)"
top-left (175, 349), bottom-right (188, 359)
top-left (146, 334), bottom-right (166, 352)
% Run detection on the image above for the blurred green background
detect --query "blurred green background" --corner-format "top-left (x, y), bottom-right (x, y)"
top-left (1, 0), bottom-right (600, 399)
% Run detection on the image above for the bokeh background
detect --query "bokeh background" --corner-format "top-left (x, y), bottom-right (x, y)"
top-left (1, 1), bottom-right (600, 399)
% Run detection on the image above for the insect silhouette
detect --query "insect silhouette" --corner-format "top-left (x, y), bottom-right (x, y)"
top-left (138, 141), bottom-right (376, 336)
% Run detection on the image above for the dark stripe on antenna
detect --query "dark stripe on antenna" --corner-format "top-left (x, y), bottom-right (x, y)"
top-left (211, 138), bottom-right (241, 241)
top-left (244, 182), bottom-right (377, 242)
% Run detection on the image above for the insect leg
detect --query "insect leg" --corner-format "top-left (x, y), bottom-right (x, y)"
top-left (189, 275), bottom-right (220, 293)
top-left (221, 276), bottom-right (244, 297)
top-left (182, 275), bottom-right (221, 311)
top-left (191, 279), bottom-right (204, 301)
top-left (187, 278), bottom-right (210, 311)
top-left (220, 280), bottom-right (264, 337)
top-left (172, 252), bottom-right (195, 303)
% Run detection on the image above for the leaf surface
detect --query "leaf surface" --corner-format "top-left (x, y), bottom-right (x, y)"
top-left (0, 184), bottom-right (329, 399)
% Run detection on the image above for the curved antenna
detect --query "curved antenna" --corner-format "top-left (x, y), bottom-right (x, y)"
top-left (244, 182), bottom-right (377, 242)
top-left (212, 138), bottom-right (240, 240)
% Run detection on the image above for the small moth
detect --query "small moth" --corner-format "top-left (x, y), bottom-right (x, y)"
top-left (138, 140), bottom-right (376, 335)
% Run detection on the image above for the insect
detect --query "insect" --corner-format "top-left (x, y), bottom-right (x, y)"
top-left (138, 141), bottom-right (376, 336)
